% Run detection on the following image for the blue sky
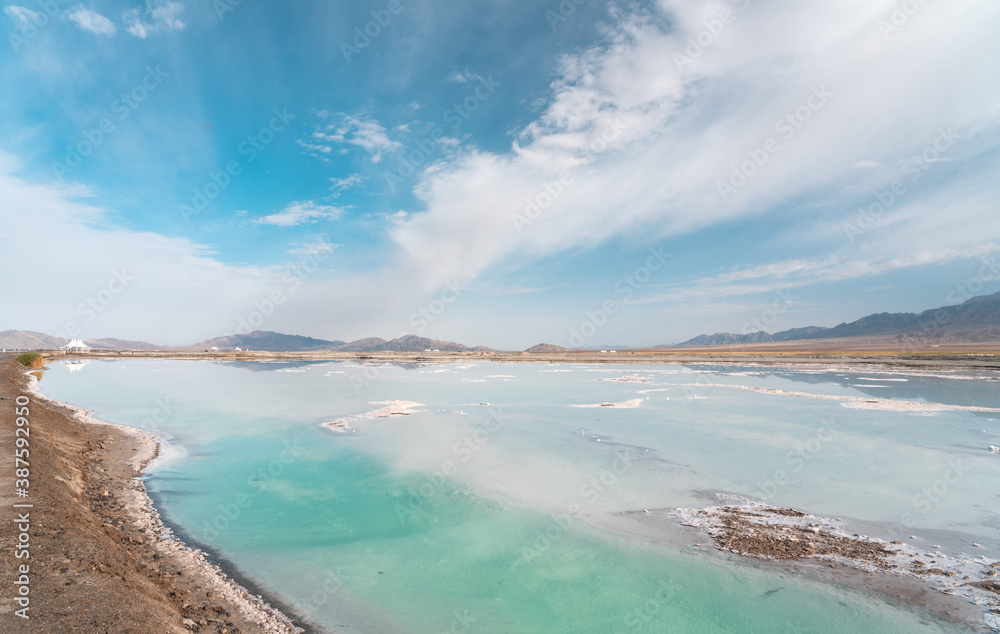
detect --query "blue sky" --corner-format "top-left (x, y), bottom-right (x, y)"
top-left (1, 0), bottom-right (999, 349)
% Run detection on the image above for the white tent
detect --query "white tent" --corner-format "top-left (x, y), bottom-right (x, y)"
top-left (62, 339), bottom-right (91, 353)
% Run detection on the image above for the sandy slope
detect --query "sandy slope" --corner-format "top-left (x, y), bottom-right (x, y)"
top-left (0, 358), bottom-right (304, 633)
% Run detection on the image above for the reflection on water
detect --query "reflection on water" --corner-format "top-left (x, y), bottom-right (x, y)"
top-left (38, 359), bottom-right (995, 633)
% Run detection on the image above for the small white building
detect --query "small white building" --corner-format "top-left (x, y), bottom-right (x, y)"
top-left (62, 339), bottom-right (91, 353)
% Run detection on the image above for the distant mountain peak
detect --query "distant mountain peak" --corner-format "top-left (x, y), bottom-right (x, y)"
top-left (193, 331), bottom-right (345, 352)
top-left (0, 328), bottom-right (495, 353)
top-left (189, 331), bottom-right (493, 353)
top-left (524, 343), bottom-right (574, 353)
top-left (676, 331), bottom-right (773, 347)
top-left (675, 290), bottom-right (1000, 347)
top-left (0, 331), bottom-right (159, 351)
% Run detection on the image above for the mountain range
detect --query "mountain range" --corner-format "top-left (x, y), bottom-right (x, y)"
top-left (190, 332), bottom-right (494, 353)
top-left (0, 330), bottom-right (494, 353)
top-left (0, 331), bottom-right (162, 351)
top-left (676, 290), bottom-right (1000, 347)
top-left (3, 291), bottom-right (999, 353)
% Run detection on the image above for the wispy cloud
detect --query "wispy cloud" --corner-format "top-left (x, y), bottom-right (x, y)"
top-left (388, 0), bottom-right (1000, 296)
top-left (310, 112), bottom-right (401, 163)
top-left (484, 282), bottom-right (571, 297)
top-left (287, 235), bottom-right (340, 256)
top-left (254, 201), bottom-right (344, 227)
top-left (448, 70), bottom-right (483, 84)
top-left (123, 0), bottom-right (184, 38)
top-left (66, 6), bottom-right (116, 35)
top-left (4, 5), bottom-right (41, 31)
top-left (635, 244), bottom-right (1000, 305)
top-left (0, 154), bottom-right (440, 345)
top-left (329, 174), bottom-right (362, 195)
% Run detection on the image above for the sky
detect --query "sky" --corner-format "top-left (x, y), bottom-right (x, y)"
top-left (1, 0), bottom-right (999, 349)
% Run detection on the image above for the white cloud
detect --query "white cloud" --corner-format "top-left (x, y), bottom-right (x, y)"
top-left (254, 201), bottom-right (343, 227)
top-left (299, 141), bottom-right (331, 152)
top-left (4, 1), bottom-right (998, 350)
top-left (484, 283), bottom-right (571, 297)
top-left (448, 70), bottom-right (484, 84)
top-left (637, 243), bottom-right (1000, 305)
top-left (0, 155), bottom-right (433, 344)
top-left (123, 0), bottom-right (184, 38)
top-left (4, 5), bottom-right (41, 31)
top-left (0, 155), bottom-right (263, 342)
top-left (297, 140), bottom-right (333, 163)
top-left (311, 112), bottom-right (401, 163)
top-left (388, 0), bottom-right (1000, 296)
top-left (287, 235), bottom-right (340, 257)
top-left (66, 6), bottom-right (116, 35)
top-left (329, 174), bottom-right (362, 195)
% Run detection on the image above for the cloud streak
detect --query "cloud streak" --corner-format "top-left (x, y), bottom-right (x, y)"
top-left (0, 154), bottom-right (429, 344)
top-left (388, 0), bottom-right (1000, 298)
top-left (4, 5), bottom-right (41, 31)
top-left (254, 201), bottom-right (344, 227)
top-left (309, 112), bottom-right (401, 163)
top-left (123, 0), bottom-right (184, 38)
top-left (635, 243), bottom-right (1000, 305)
top-left (66, 6), bottom-right (116, 35)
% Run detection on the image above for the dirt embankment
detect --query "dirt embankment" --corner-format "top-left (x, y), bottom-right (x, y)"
top-left (0, 358), bottom-right (302, 633)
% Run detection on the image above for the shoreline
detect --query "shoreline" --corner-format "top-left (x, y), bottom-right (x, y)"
top-left (0, 358), bottom-right (307, 633)
top-left (53, 398), bottom-right (311, 634)
top-left (28, 346), bottom-right (1000, 373)
top-left (6, 352), bottom-right (999, 631)
top-left (146, 489), bottom-right (325, 634)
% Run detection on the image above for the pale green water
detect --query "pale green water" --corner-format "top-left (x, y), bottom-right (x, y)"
top-left (38, 359), bottom-right (1000, 632)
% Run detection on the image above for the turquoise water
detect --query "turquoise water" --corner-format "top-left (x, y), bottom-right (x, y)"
top-left (38, 359), bottom-right (1000, 632)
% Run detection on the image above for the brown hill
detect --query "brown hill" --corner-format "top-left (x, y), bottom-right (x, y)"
top-left (0, 330), bottom-right (67, 350)
top-left (524, 343), bottom-right (574, 353)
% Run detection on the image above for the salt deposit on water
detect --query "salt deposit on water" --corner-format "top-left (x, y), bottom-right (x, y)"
top-left (322, 400), bottom-right (425, 431)
top-left (38, 359), bottom-right (999, 633)
top-left (688, 383), bottom-right (1000, 413)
